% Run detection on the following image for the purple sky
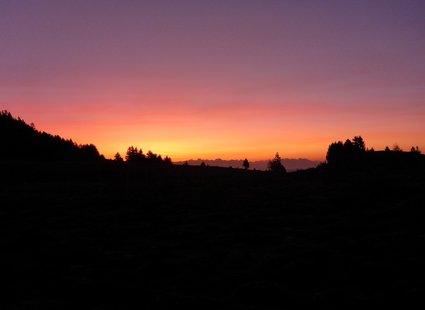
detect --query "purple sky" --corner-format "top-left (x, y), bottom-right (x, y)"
top-left (1, 0), bottom-right (425, 160)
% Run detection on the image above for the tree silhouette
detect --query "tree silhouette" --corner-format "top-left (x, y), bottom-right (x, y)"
top-left (243, 158), bottom-right (250, 170)
top-left (114, 152), bottom-right (124, 163)
top-left (164, 156), bottom-right (172, 165)
top-left (392, 144), bottom-right (402, 152)
top-left (144, 150), bottom-right (166, 164)
top-left (125, 146), bottom-right (145, 162)
top-left (146, 150), bottom-right (156, 160)
top-left (352, 136), bottom-right (366, 151)
top-left (326, 136), bottom-right (367, 167)
top-left (268, 152), bottom-right (286, 174)
top-left (79, 144), bottom-right (100, 160)
top-left (326, 141), bottom-right (344, 165)
top-left (410, 146), bottom-right (421, 154)
top-left (343, 139), bottom-right (353, 151)
top-left (145, 150), bottom-right (155, 162)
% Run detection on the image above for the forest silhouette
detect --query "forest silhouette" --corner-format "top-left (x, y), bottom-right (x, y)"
top-left (0, 110), bottom-right (102, 161)
top-left (2, 111), bottom-right (425, 308)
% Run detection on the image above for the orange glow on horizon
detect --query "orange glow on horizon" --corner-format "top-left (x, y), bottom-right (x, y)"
top-left (8, 99), bottom-right (425, 163)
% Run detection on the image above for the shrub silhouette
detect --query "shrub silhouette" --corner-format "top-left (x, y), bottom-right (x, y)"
top-left (243, 158), bottom-right (250, 170)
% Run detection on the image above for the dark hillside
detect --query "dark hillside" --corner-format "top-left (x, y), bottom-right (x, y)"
top-left (0, 110), bottom-right (102, 161)
top-left (2, 160), bottom-right (425, 308)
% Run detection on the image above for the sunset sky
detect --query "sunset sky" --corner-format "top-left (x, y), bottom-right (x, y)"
top-left (1, 0), bottom-right (424, 161)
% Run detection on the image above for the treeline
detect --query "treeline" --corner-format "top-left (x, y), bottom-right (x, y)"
top-left (0, 110), bottom-right (173, 165)
top-left (0, 110), bottom-right (102, 161)
top-left (326, 136), bottom-right (367, 167)
top-left (114, 146), bottom-right (172, 165)
top-left (326, 135), bottom-right (423, 170)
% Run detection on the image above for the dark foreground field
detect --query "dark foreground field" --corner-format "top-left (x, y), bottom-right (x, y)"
top-left (2, 162), bottom-right (425, 309)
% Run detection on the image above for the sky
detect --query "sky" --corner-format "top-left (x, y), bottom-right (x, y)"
top-left (1, 0), bottom-right (425, 161)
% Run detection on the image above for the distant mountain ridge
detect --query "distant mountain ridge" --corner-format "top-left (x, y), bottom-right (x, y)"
top-left (175, 158), bottom-right (321, 171)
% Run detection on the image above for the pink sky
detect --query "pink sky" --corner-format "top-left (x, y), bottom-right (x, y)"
top-left (1, 1), bottom-right (425, 161)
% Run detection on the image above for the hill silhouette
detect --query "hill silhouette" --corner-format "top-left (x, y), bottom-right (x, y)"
top-left (2, 112), bottom-right (425, 308)
top-left (0, 110), bottom-right (103, 161)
